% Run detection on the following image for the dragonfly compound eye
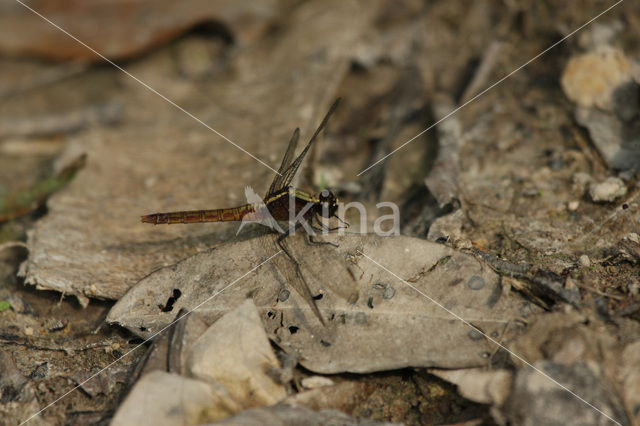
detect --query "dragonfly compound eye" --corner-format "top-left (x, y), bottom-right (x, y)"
top-left (317, 190), bottom-right (339, 218)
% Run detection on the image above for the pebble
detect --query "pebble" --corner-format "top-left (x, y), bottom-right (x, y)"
top-left (568, 201), bottom-right (580, 211)
top-left (572, 172), bottom-right (592, 187)
top-left (579, 255), bottom-right (591, 268)
top-left (301, 376), bottom-right (335, 389)
top-left (561, 46), bottom-right (632, 110)
top-left (589, 177), bottom-right (627, 202)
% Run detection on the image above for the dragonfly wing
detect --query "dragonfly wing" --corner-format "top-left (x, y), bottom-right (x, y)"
top-left (260, 228), bottom-right (360, 326)
top-left (260, 230), bottom-right (325, 325)
top-left (255, 99), bottom-right (345, 326)
top-left (289, 234), bottom-right (359, 305)
top-left (267, 127), bottom-right (300, 197)
top-left (278, 98), bottom-right (341, 189)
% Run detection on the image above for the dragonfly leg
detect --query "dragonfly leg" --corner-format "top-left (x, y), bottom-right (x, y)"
top-left (306, 233), bottom-right (338, 247)
top-left (335, 215), bottom-right (350, 228)
top-left (307, 218), bottom-right (339, 247)
top-left (276, 234), bottom-right (294, 261)
top-left (276, 222), bottom-right (307, 249)
top-left (310, 223), bottom-right (326, 234)
top-left (313, 214), bottom-right (347, 233)
top-left (275, 225), bottom-right (308, 271)
top-left (278, 221), bottom-right (335, 247)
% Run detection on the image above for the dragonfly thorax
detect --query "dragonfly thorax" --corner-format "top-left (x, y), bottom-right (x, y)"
top-left (316, 189), bottom-right (339, 219)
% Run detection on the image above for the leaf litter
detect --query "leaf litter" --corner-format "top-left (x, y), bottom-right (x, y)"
top-left (108, 232), bottom-right (536, 373)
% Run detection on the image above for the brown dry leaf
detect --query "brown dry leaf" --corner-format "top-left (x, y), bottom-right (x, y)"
top-left (107, 233), bottom-right (534, 374)
top-left (0, 0), bottom-right (282, 62)
top-left (19, 0), bottom-right (375, 306)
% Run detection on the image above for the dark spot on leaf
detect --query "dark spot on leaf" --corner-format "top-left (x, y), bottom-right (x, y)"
top-left (288, 326), bottom-right (299, 334)
top-left (278, 289), bottom-right (290, 302)
top-left (320, 339), bottom-right (331, 347)
top-left (367, 297), bottom-right (374, 309)
top-left (468, 329), bottom-right (484, 341)
top-left (139, 326), bottom-right (147, 332)
top-left (510, 319), bottom-right (528, 331)
top-left (436, 236), bottom-right (449, 244)
top-left (312, 293), bottom-right (323, 301)
top-left (382, 286), bottom-right (395, 300)
top-left (467, 276), bottom-right (485, 290)
top-left (159, 288), bottom-right (182, 312)
top-left (448, 278), bottom-right (463, 287)
top-left (267, 311), bottom-right (276, 319)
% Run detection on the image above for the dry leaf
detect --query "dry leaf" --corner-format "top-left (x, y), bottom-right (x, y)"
top-left (107, 233), bottom-right (533, 374)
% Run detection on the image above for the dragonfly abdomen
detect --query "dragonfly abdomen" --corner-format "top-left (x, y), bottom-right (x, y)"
top-left (141, 204), bottom-right (255, 224)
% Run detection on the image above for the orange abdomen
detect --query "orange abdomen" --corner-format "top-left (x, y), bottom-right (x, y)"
top-left (141, 204), bottom-right (255, 224)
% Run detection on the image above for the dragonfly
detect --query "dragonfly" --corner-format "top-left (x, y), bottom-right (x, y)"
top-left (141, 99), bottom-right (356, 324)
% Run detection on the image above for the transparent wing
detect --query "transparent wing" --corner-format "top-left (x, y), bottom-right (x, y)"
top-left (288, 233), bottom-right (359, 305)
top-left (256, 98), bottom-right (347, 327)
top-left (278, 98), bottom-right (341, 190)
top-left (267, 127), bottom-right (300, 197)
top-left (259, 231), bottom-right (326, 325)
top-left (259, 228), bottom-right (360, 327)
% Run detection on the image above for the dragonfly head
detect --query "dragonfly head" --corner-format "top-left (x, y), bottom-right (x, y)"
top-left (317, 189), bottom-right (339, 218)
